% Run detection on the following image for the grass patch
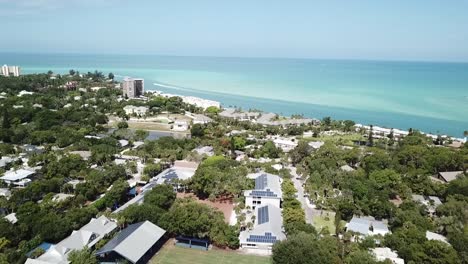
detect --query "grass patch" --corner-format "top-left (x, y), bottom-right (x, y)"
top-left (305, 133), bottom-right (365, 146)
top-left (312, 211), bottom-right (336, 234)
top-left (150, 245), bottom-right (271, 264)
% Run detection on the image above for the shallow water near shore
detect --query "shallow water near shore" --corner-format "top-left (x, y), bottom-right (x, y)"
top-left (2, 52), bottom-right (467, 137)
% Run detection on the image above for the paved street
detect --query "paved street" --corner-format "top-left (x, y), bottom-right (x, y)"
top-left (288, 166), bottom-right (315, 224)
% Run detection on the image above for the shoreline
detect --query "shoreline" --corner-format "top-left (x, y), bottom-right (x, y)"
top-left (149, 86), bottom-right (467, 141)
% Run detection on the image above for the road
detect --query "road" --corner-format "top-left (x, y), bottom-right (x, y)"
top-left (288, 166), bottom-right (315, 224)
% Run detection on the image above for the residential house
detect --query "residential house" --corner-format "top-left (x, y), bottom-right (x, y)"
top-left (370, 247), bottom-right (405, 264)
top-left (0, 156), bottom-right (16, 169)
top-left (244, 172), bottom-right (282, 209)
top-left (426, 231), bottom-right (450, 245)
top-left (25, 215), bottom-right (117, 264)
top-left (194, 146), bottom-right (214, 157)
top-left (0, 188), bottom-right (11, 199)
top-left (172, 120), bottom-right (189, 131)
top-left (411, 195), bottom-right (442, 215)
top-left (437, 171), bottom-right (464, 183)
top-left (0, 169), bottom-right (35, 187)
top-left (123, 105), bottom-right (149, 116)
top-left (308, 141), bottom-right (325, 150)
top-left (346, 216), bottom-right (390, 238)
top-left (273, 138), bottom-right (297, 153)
top-left (340, 165), bottom-right (355, 172)
top-left (4, 213), bottom-right (17, 224)
top-left (96, 221), bottom-right (166, 264)
top-left (239, 204), bottom-right (286, 253)
top-left (192, 114), bottom-right (213, 124)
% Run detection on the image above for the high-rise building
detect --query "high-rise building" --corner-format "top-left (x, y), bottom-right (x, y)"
top-left (122, 77), bottom-right (144, 98)
top-left (1, 65), bottom-right (20, 77)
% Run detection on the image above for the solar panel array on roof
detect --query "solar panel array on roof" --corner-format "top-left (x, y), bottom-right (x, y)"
top-left (255, 174), bottom-right (268, 189)
top-left (162, 169), bottom-right (178, 181)
top-left (250, 190), bottom-right (278, 197)
top-left (258, 206), bottom-right (269, 224)
top-left (246, 232), bottom-right (277, 244)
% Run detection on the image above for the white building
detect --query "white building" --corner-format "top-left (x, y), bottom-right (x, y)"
top-left (426, 231), bottom-right (450, 245)
top-left (239, 204), bottom-right (286, 253)
top-left (18, 90), bottom-right (33, 97)
top-left (371, 247), bottom-right (405, 264)
top-left (1, 65), bottom-right (20, 77)
top-left (244, 172), bottom-right (282, 209)
top-left (123, 105), bottom-right (149, 116)
top-left (411, 194), bottom-right (442, 215)
top-left (25, 215), bottom-right (117, 264)
top-left (181, 96), bottom-right (220, 110)
top-left (308, 141), bottom-right (325, 150)
top-left (172, 120), bottom-right (189, 131)
top-left (273, 138), bottom-right (297, 152)
top-left (0, 188), bottom-right (12, 199)
top-left (192, 114), bottom-right (213, 124)
top-left (346, 216), bottom-right (390, 238)
top-left (0, 169), bottom-right (35, 187)
top-left (194, 146), bottom-right (214, 157)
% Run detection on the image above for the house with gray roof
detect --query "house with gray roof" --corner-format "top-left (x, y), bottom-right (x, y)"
top-left (437, 171), bottom-right (464, 183)
top-left (96, 221), bottom-right (166, 264)
top-left (0, 188), bottom-right (11, 199)
top-left (346, 216), bottom-right (390, 239)
top-left (25, 215), bottom-right (117, 264)
top-left (244, 172), bottom-right (282, 209)
top-left (411, 194), bottom-right (442, 215)
top-left (426, 231), bottom-right (450, 245)
top-left (1, 169), bottom-right (35, 187)
top-left (239, 204), bottom-right (285, 253)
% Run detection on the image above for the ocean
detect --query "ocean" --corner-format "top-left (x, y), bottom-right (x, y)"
top-left (1, 52), bottom-right (467, 137)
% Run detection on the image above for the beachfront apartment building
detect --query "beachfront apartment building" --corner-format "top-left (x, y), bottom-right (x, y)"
top-left (122, 77), bottom-right (144, 98)
top-left (1, 65), bottom-right (20, 77)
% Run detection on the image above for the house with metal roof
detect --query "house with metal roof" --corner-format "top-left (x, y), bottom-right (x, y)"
top-left (239, 204), bottom-right (285, 253)
top-left (244, 172), bottom-right (282, 210)
top-left (370, 247), bottom-right (405, 264)
top-left (1, 169), bottom-right (35, 187)
top-left (25, 215), bottom-right (117, 264)
top-left (437, 171), bottom-right (464, 183)
top-left (96, 221), bottom-right (166, 264)
top-left (346, 216), bottom-right (390, 238)
top-left (426, 231), bottom-right (450, 245)
top-left (411, 194), bottom-right (442, 215)
top-left (0, 188), bottom-right (11, 199)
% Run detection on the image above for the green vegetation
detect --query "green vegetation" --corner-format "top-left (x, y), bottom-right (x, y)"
top-left (0, 74), bottom-right (467, 264)
top-left (151, 245), bottom-right (271, 264)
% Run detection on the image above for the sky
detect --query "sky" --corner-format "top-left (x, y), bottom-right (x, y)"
top-left (1, 0), bottom-right (468, 61)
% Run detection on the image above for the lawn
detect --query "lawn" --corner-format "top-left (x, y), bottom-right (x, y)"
top-left (312, 211), bottom-right (336, 234)
top-left (150, 244), bottom-right (271, 264)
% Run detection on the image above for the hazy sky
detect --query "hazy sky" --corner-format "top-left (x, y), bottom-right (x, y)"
top-left (1, 0), bottom-right (468, 61)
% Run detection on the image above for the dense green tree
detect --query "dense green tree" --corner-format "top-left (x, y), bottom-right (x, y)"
top-left (272, 233), bottom-right (340, 264)
top-left (68, 248), bottom-right (97, 264)
top-left (143, 184), bottom-right (176, 210)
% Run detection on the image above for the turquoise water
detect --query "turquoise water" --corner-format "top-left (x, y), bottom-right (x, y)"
top-left (1, 53), bottom-right (467, 137)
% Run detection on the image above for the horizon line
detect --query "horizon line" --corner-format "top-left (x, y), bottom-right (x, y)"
top-left (1, 51), bottom-right (468, 64)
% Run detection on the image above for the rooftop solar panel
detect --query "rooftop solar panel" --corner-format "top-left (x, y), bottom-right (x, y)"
top-left (258, 206), bottom-right (269, 224)
top-left (255, 174), bottom-right (268, 189)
